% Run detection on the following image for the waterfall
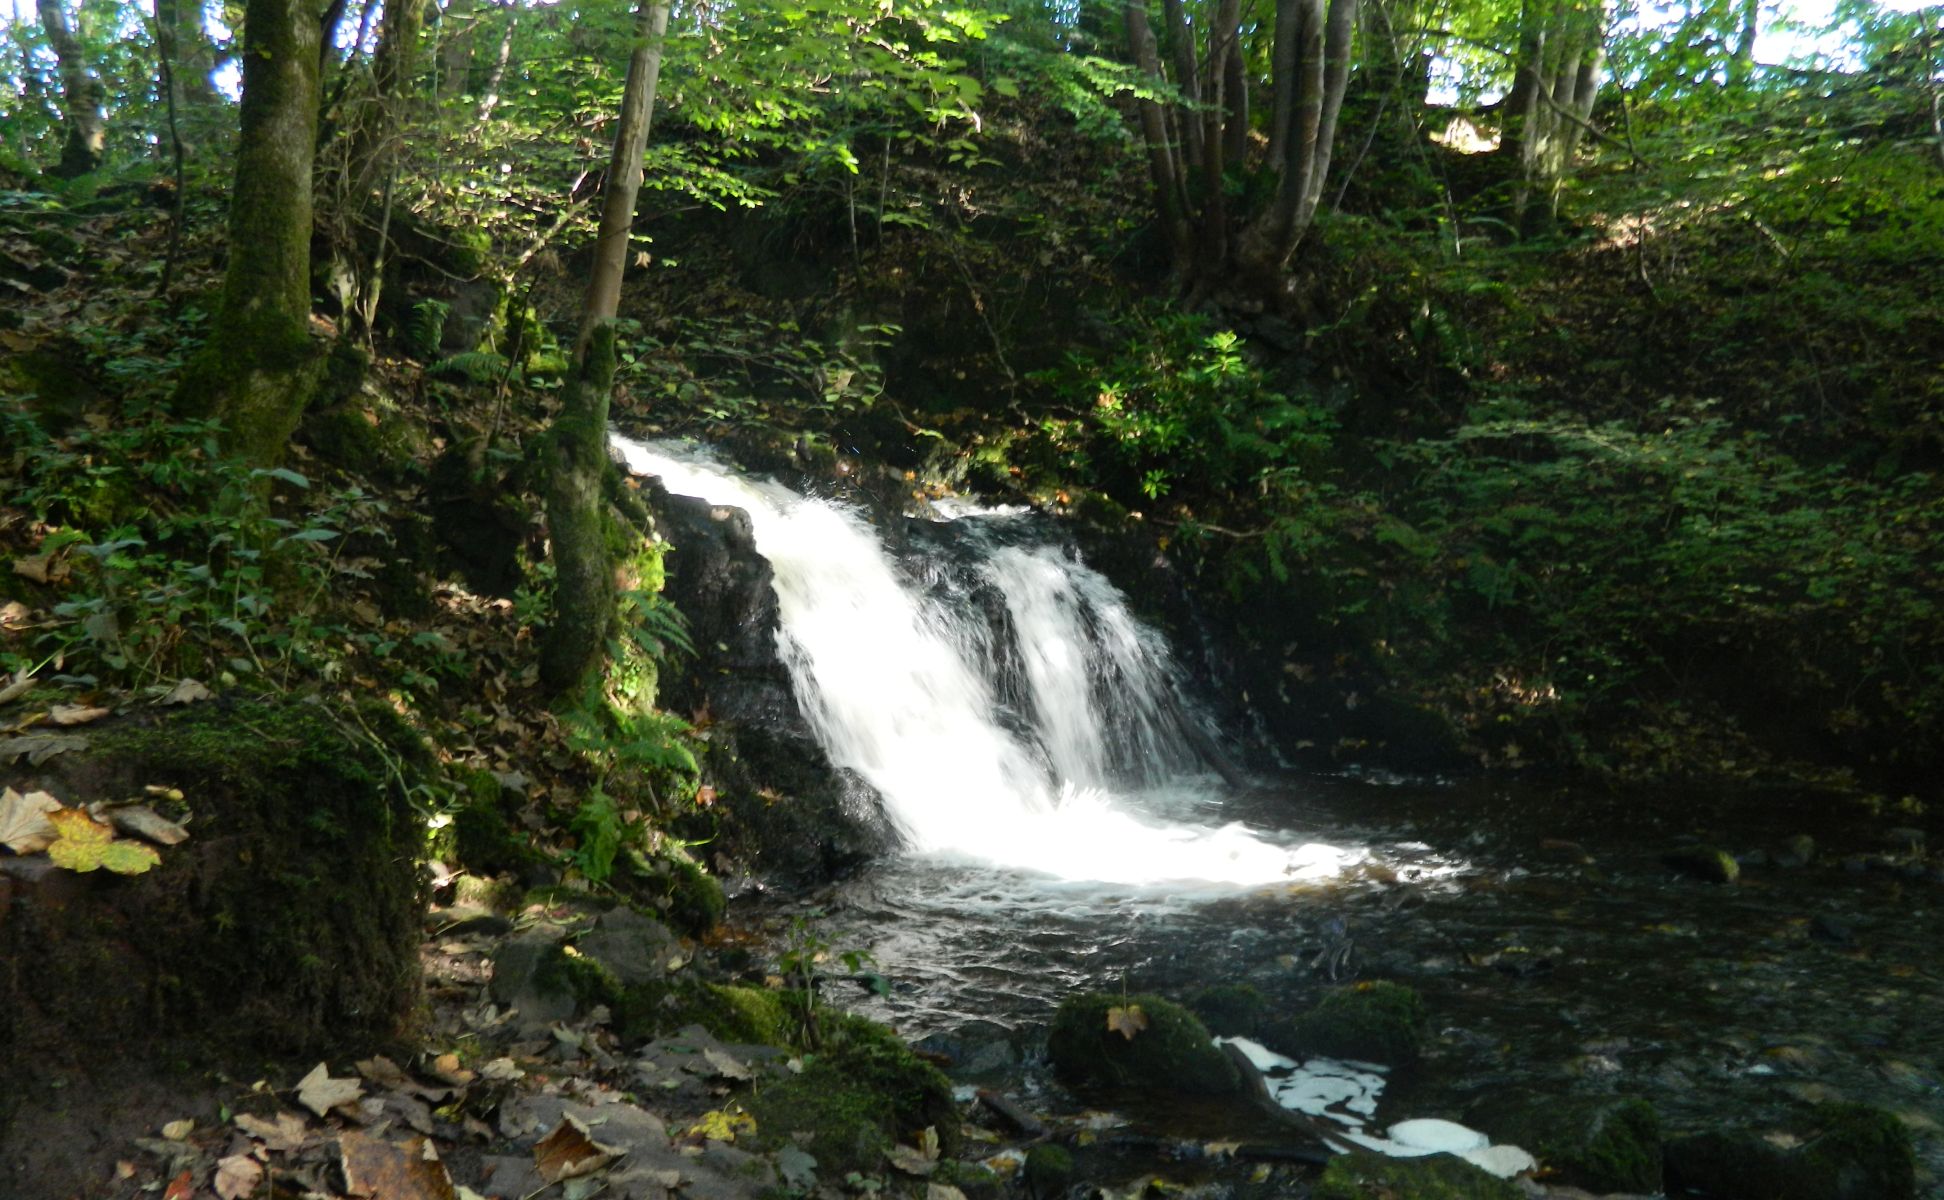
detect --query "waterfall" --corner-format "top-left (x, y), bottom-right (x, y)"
top-left (611, 435), bottom-right (1350, 887)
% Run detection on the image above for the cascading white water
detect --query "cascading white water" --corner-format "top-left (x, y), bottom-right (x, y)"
top-left (611, 434), bottom-right (1351, 887)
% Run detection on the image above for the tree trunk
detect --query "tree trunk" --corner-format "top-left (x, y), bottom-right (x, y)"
top-left (1159, 0), bottom-right (1205, 177)
top-left (155, 0), bottom-right (219, 110)
top-left (1496, 0), bottom-right (1604, 232)
top-left (544, 0), bottom-right (672, 699)
top-left (174, 0), bottom-right (324, 467)
top-left (539, 323), bottom-right (621, 696)
top-left (1123, 0), bottom-right (1189, 258)
top-left (575, 0), bottom-right (671, 352)
top-left (38, 0), bottom-right (106, 177)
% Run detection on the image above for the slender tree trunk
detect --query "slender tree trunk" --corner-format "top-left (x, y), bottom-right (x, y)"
top-left (1241, 0), bottom-right (1355, 266)
top-left (1222, 11), bottom-right (1250, 163)
top-left (1123, 0), bottom-right (1189, 257)
top-left (544, 0), bottom-right (671, 698)
top-left (155, 0), bottom-right (219, 109)
top-left (1160, 0), bottom-right (1205, 177)
top-left (38, 0), bottom-right (106, 177)
top-left (472, 0), bottom-right (520, 120)
top-left (574, 0), bottom-right (670, 350)
top-left (174, 0), bottom-right (324, 467)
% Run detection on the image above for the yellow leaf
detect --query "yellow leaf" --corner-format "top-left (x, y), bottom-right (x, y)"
top-left (1105, 1004), bottom-right (1148, 1041)
top-left (685, 1107), bottom-right (756, 1143)
top-left (47, 808), bottom-right (159, 874)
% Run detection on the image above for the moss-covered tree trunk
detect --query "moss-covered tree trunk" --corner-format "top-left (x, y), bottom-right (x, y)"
top-left (541, 0), bottom-right (671, 698)
top-left (175, 0), bottom-right (324, 467)
top-left (540, 322), bottom-right (620, 695)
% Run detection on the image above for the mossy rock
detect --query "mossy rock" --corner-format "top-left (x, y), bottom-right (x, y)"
top-left (1313, 1151), bottom-right (1522, 1200)
top-left (1665, 1103), bottom-right (1915, 1200)
top-left (449, 768), bottom-right (543, 878)
top-left (662, 856), bottom-right (725, 936)
top-left (1465, 1095), bottom-right (1660, 1193)
top-left (933, 1158), bottom-right (1003, 1200)
top-left (615, 977), bottom-right (793, 1047)
top-left (746, 1029), bottom-right (961, 1176)
top-left (1285, 981), bottom-right (1426, 1065)
top-left (0, 700), bottom-right (423, 1128)
top-left (1023, 1144), bottom-right (1074, 1198)
top-left (1047, 992), bottom-right (1238, 1095)
top-left (1189, 982), bottom-right (1268, 1038)
top-left (1664, 845), bottom-right (1741, 884)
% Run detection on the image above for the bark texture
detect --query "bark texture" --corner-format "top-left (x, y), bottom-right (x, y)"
top-left (539, 323), bottom-right (620, 696)
top-left (576, 0), bottom-right (672, 353)
top-left (1497, 0), bottom-right (1606, 231)
top-left (175, 0), bottom-right (324, 466)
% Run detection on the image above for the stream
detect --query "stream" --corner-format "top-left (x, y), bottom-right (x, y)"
top-left (611, 434), bottom-right (1944, 1193)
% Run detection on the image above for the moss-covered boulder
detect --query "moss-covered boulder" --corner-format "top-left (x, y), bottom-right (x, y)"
top-left (1313, 1151), bottom-right (1522, 1200)
top-left (1023, 1144), bottom-right (1074, 1199)
top-left (1664, 1103), bottom-right (1915, 1200)
top-left (1189, 982), bottom-right (1269, 1038)
top-left (0, 700), bottom-right (423, 1128)
top-left (1047, 992), bottom-right (1238, 1095)
top-left (1465, 1095), bottom-right (1660, 1193)
top-left (614, 976), bottom-right (794, 1047)
top-left (1664, 845), bottom-right (1741, 884)
top-left (745, 1026), bottom-right (961, 1175)
top-left (1284, 982), bottom-right (1427, 1065)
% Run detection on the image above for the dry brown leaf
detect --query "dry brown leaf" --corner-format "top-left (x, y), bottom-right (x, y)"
top-left (12, 553), bottom-right (68, 584)
top-left (0, 732), bottom-right (88, 765)
top-left (0, 788), bottom-right (62, 854)
top-left (928, 1185), bottom-right (970, 1200)
top-left (161, 678), bottom-right (213, 705)
top-left (0, 601), bottom-right (31, 629)
top-left (533, 1114), bottom-right (625, 1183)
top-left (339, 1129), bottom-right (457, 1200)
top-left (886, 1144), bottom-right (939, 1176)
top-left (162, 1169), bottom-right (195, 1200)
top-left (236, 1110), bottom-right (312, 1151)
top-left (355, 1055), bottom-right (411, 1088)
top-left (701, 1047), bottom-right (751, 1081)
top-left (0, 669), bottom-right (35, 706)
top-left (213, 1153), bottom-right (264, 1200)
top-left (49, 703), bottom-right (110, 726)
top-left (427, 1052), bottom-right (475, 1086)
top-left (160, 1118), bottom-right (195, 1141)
top-left (297, 1063), bottom-right (364, 1117)
top-left (107, 804), bottom-right (190, 846)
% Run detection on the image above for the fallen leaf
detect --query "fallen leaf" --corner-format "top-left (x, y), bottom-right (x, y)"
top-left (886, 1144), bottom-right (939, 1176)
top-left (107, 804), bottom-right (190, 846)
top-left (701, 1046), bottom-right (751, 1081)
top-left (0, 787), bottom-right (62, 854)
top-left (928, 1185), bottom-right (970, 1200)
top-left (236, 1110), bottom-right (312, 1151)
top-left (47, 809), bottom-right (161, 875)
top-left (339, 1129), bottom-right (457, 1200)
top-left (1106, 1004), bottom-right (1148, 1041)
top-left (477, 1056), bottom-right (521, 1081)
top-left (297, 1063), bottom-right (364, 1116)
top-left (0, 669), bottom-right (35, 706)
top-left (162, 1169), bottom-right (195, 1200)
top-left (355, 1055), bottom-right (412, 1088)
top-left (49, 703), bottom-right (110, 726)
top-left (0, 732), bottom-right (88, 765)
top-left (427, 1052), bottom-right (475, 1085)
top-left (214, 1153), bottom-right (264, 1200)
top-left (534, 1114), bottom-right (626, 1182)
top-left (684, 1106), bottom-right (756, 1144)
top-left (12, 553), bottom-right (68, 584)
top-left (161, 678), bottom-right (213, 705)
top-left (161, 1118), bottom-right (195, 1141)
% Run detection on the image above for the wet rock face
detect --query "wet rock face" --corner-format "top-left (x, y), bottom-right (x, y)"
top-left (648, 487), bottom-right (892, 885)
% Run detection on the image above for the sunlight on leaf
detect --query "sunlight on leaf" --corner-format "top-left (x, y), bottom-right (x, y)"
top-left (1106, 1004), bottom-right (1148, 1041)
top-left (46, 808), bottom-right (161, 874)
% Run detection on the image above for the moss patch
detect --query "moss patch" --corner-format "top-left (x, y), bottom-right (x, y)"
top-left (1047, 992), bottom-right (1238, 1095)
top-left (746, 1031), bottom-right (961, 1177)
top-left (1189, 982), bottom-right (1268, 1038)
top-left (1285, 982), bottom-right (1426, 1065)
top-left (1314, 1151), bottom-right (1522, 1200)
top-left (0, 700), bottom-right (423, 1083)
top-left (615, 978), bottom-right (793, 1046)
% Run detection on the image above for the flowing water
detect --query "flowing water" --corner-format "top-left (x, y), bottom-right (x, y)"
top-left (612, 435), bottom-right (1944, 1190)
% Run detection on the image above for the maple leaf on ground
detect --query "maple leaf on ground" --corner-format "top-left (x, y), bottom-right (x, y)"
top-left (533, 1114), bottom-right (625, 1182)
top-left (213, 1154), bottom-right (264, 1200)
top-left (297, 1063), bottom-right (365, 1116)
top-left (0, 787), bottom-right (62, 854)
top-left (46, 808), bottom-right (162, 875)
top-left (236, 1110), bottom-right (312, 1151)
top-left (1105, 1004), bottom-right (1149, 1041)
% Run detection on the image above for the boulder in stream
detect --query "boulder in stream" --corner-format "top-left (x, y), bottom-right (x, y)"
top-left (1048, 992), bottom-right (1239, 1095)
top-left (1663, 844), bottom-right (1741, 884)
top-left (1663, 1102), bottom-right (1915, 1200)
top-left (1465, 1094), bottom-right (1662, 1193)
top-left (1281, 981), bottom-right (1427, 1066)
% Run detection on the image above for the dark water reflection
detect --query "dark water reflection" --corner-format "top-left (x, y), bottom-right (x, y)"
top-left (790, 776), bottom-right (1944, 1189)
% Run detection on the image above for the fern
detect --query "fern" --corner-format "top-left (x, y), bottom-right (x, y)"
top-left (429, 350), bottom-right (509, 384)
top-left (409, 298), bottom-right (450, 359)
top-left (622, 589), bottom-right (695, 660)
